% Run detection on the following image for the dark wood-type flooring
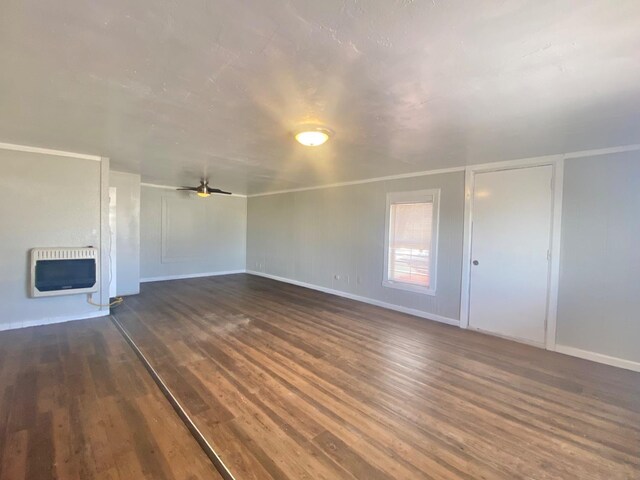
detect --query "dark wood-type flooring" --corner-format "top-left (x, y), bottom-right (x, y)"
top-left (113, 274), bottom-right (640, 480)
top-left (0, 318), bottom-right (221, 480)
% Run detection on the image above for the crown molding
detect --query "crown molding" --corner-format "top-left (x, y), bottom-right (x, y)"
top-left (247, 143), bottom-right (640, 198)
top-left (0, 142), bottom-right (102, 161)
top-left (248, 166), bottom-right (465, 198)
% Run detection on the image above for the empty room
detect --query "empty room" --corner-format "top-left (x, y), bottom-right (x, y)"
top-left (1, 1), bottom-right (639, 479)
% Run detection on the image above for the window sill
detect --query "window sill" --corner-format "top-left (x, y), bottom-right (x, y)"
top-left (382, 280), bottom-right (436, 296)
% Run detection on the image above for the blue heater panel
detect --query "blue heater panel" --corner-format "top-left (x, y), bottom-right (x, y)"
top-left (35, 259), bottom-right (97, 292)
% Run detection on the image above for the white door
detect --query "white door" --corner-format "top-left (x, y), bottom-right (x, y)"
top-left (468, 165), bottom-right (553, 345)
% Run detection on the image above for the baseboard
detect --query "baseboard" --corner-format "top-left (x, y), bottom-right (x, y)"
top-left (140, 269), bottom-right (246, 283)
top-left (555, 345), bottom-right (640, 373)
top-left (246, 270), bottom-right (459, 327)
top-left (0, 310), bottom-right (110, 332)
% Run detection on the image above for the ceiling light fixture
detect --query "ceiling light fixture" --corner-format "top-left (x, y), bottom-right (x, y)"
top-left (294, 126), bottom-right (332, 146)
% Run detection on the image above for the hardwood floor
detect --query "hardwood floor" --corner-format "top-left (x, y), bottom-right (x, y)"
top-left (113, 274), bottom-right (640, 480)
top-left (0, 318), bottom-right (221, 480)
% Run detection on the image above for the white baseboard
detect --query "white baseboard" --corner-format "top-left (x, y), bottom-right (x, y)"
top-left (246, 270), bottom-right (459, 327)
top-left (555, 345), bottom-right (640, 373)
top-left (247, 272), bottom-right (640, 372)
top-left (0, 310), bottom-right (110, 333)
top-left (140, 269), bottom-right (246, 283)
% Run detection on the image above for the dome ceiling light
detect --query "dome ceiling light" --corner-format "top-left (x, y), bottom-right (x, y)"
top-left (294, 126), bottom-right (332, 146)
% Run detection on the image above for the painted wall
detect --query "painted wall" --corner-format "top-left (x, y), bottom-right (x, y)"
top-left (110, 171), bottom-right (141, 296)
top-left (557, 151), bottom-right (640, 363)
top-left (140, 186), bottom-right (247, 280)
top-left (247, 172), bottom-right (465, 322)
top-left (0, 148), bottom-right (108, 330)
top-left (4, 142), bottom-right (637, 369)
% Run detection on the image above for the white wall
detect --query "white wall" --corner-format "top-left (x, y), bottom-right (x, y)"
top-left (4, 142), bottom-right (638, 370)
top-left (247, 171), bottom-right (465, 322)
top-left (140, 186), bottom-right (247, 281)
top-left (246, 155), bottom-right (640, 370)
top-left (110, 171), bottom-right (141, 296)
top-left (557, 151), bottom-right (640, 363)
top-left (0, 146), bottom-right (109, 330)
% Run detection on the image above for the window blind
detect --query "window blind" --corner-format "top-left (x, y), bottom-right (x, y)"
top-left (388, 200), bottom-right (433, 288)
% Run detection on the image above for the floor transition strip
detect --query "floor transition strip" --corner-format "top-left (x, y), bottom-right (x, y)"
top-left (110, 314), bottom-right (236, 480)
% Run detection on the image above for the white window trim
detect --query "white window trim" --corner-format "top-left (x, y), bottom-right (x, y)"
top-left (383, 189), bottom-right (440, 296)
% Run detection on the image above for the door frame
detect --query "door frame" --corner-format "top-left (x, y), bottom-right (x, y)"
top-left (459, 156), bottom-right (564, 350)
top-left (109, 187), bottom-right (117, 298)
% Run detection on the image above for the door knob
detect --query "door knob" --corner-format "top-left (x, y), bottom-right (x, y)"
top-left (472, 260), bottom-right (479, 266)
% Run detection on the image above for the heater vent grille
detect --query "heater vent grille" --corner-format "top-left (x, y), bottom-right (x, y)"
top-left (33, 247), bottom-right (98, 261)
top-left (30, 247), bottom-right (99, 297)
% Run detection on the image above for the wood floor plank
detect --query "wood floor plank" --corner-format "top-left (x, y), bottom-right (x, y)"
top-left (0, 319), bottom-right (221, 480)
top-left (26, 412), bottom-right (55, 480)
top-left (114, 274), bottom-right (640, 480)
top-left (0, 429), bottom-right (28, 480)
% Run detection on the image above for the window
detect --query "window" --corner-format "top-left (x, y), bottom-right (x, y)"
top-left (383, 189), bottom-right (439, 295)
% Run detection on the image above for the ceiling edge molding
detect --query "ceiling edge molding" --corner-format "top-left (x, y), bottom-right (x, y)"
top-left (248, 166), bottom-right (466, 198)
top-left (0, 142), bottom-right (102, 161)
top-left (248, 143), bottom-right (640, 198)
top-left (562, 144), bottom-right (640, 159)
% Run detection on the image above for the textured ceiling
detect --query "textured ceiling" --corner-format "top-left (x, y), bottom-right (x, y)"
top-left (1, 0), bottom-right (639, 194)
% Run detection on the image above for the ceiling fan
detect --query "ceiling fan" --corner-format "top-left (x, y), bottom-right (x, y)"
top-left (177, 179), bottom-right (232, 198)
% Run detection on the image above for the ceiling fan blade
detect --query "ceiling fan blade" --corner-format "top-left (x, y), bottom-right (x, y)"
top-left (177, 187), bottom-right (198, 191)
top-left (207, 188), bottom-right (232, 195)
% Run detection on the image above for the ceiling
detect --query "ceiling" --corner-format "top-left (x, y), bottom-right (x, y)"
top-left (1, 0), bottom-right (639, 195)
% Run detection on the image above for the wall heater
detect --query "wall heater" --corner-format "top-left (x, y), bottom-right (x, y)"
top-left (30, 247), bottom-right (99, 297)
